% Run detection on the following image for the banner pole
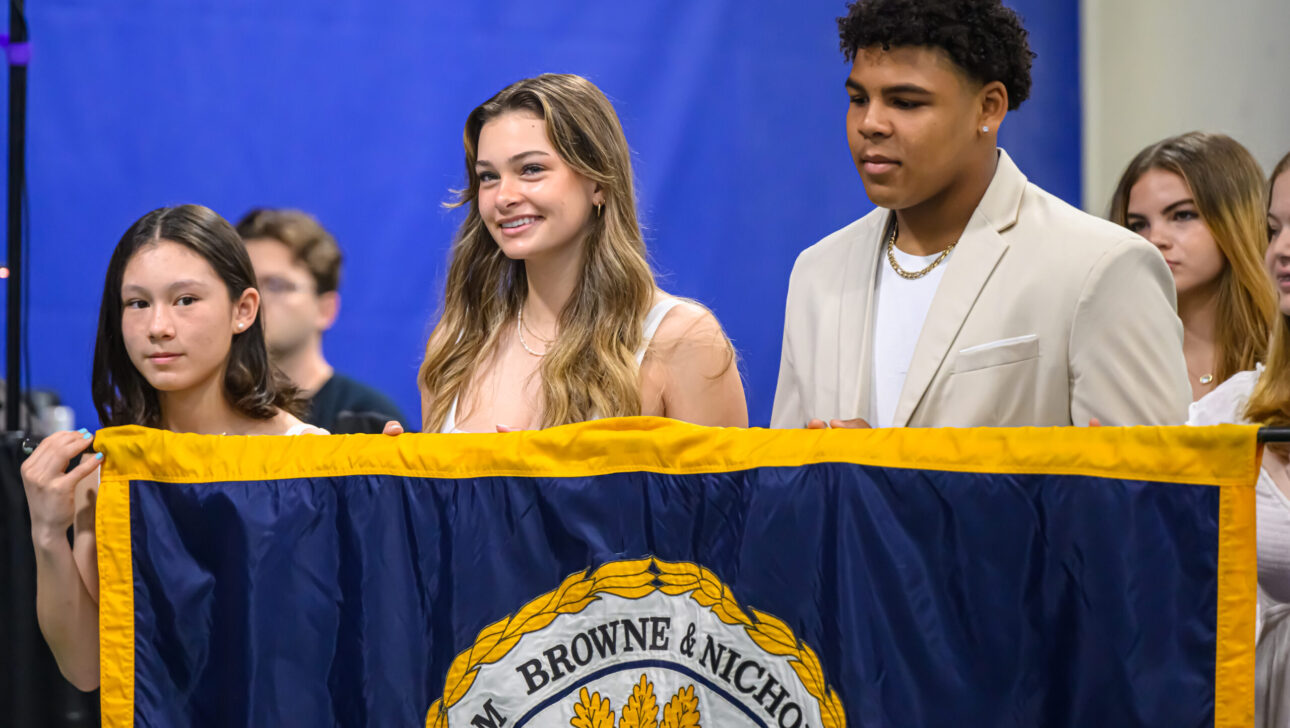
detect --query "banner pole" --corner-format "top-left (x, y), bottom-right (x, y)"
top-left (5, 0), bottom-right (28, 432)
top-left (1258, 427), bottom-right (1290, 444)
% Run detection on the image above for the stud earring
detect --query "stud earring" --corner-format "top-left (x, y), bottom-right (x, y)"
top-left (236, 323), bottom-right (244, 330)
top-left (981, 126), bottom-right (990, 133)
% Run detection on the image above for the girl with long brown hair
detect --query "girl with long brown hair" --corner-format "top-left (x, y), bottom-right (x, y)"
top-left (1109, 132), bottom-right (1276, 400)
top-left (1187, 151), bottom-right (1290, 726)
top-left (415, 74), bottom-right (746, 432)
top-left (21, 205), bottom-right (324, 690)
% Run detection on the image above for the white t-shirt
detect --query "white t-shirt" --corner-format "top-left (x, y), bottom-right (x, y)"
top-left (869, 243), bottom-right (952, 428)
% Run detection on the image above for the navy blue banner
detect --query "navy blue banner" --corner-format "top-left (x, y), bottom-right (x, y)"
top-left (93, 421), bottom-right (1256, 727)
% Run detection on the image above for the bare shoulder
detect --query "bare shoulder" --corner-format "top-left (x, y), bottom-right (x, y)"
top-left (642, 296), bottom-right (747, 426)
top-left (643, 297), bottom-right (737, 387)
top-left (650, 297), bottom-right (728, 349)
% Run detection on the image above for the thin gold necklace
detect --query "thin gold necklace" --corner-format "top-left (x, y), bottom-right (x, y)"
top-left (517, 308), bottom-right (550, 357)
top-left (520, 309), bottom-right (553, 343)
top-left (886, 219), bottom-right (956, 280)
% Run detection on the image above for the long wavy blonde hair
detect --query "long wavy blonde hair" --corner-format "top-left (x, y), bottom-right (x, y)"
top-left (1109, 132), bottom-right (1276, 385)
top-left (419, 74), bottom-right (657, 430)
top-left (1245, 152), bottom-right (1290, 427)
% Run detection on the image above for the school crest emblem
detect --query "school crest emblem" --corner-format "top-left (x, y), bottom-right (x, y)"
top-left (426, 557), bottom-right (845, 727)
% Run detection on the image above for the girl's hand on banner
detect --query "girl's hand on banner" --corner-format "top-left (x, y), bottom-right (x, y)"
top-left (20, 429), bottom-right (102, 544)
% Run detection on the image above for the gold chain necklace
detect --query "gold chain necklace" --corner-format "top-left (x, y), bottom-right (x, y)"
top-left (516, 308), bottom-right (551, 357)
top-left (886, 219), bottom-right (956, 280)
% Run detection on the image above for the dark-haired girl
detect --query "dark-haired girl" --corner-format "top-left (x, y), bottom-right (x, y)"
top-left (20, 204), bottom-right (324, 690)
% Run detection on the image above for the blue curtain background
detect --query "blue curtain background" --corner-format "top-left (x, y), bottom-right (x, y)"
top-left (8, 0), bottom-right (1080, 428)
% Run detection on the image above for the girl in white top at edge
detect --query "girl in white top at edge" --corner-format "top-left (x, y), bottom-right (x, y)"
top-left (20, 204), bottom-right (325, 691)
top-left (1187, 151), bottom-right (1290, 727)
top-left (400, 74), bottom-right (747, 434)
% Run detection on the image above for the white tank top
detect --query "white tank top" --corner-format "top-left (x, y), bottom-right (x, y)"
top-left (441, 297), bottom-right (684, 433)
top-left (1186, 369), bottom-right (1290, 615)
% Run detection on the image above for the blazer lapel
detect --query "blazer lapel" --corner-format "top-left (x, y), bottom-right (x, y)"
top-left (837, 211), bottom-right (887, 420)
top-left (890, 227), bottom-right (1006, 426)
top-left (890, 150), bottom-right (1028, 427)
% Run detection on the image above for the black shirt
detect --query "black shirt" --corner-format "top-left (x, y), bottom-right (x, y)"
top-left (306, 373), bottom-right (408, 434)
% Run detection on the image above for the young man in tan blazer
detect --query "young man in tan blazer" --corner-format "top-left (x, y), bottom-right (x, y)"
top-left (771, 0), bottom-right (1190, 429)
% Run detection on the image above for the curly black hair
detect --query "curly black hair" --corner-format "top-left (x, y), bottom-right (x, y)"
top-left (838, 0), bottom-right (1035, 110)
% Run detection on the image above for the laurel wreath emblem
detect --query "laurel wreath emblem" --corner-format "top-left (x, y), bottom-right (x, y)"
top-left (425, 557), bottom-right (845, 728)
top-left (570, 673), bottom-right (701, 728)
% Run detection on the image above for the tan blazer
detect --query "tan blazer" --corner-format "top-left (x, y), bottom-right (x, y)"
top-left (771, 150), bottom-right (1191, 428)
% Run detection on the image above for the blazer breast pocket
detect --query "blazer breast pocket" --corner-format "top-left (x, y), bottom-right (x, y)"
top-left (952, 334), bottom-right (1040, 373)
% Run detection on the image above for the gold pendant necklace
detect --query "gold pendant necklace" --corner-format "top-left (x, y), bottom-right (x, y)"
top-left (885, 219), bottom-right (956, 280)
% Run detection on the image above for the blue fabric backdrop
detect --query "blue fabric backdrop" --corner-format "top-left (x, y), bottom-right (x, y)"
top-left (10, 0), bottom-right (1080, 427)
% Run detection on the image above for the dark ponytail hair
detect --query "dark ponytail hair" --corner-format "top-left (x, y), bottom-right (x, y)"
top-left (91, 204), bottom-right (301, 427)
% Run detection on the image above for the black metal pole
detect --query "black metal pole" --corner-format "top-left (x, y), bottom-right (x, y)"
top-left (6, 0), bottom-right (26, 432)
top-left (1258, 427), bottom-right (1290, 443)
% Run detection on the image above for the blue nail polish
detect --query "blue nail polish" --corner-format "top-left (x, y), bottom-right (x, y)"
top-left (83, 431), bottom-right (93, 440)
top-left (77, 427), bottom-right (88, 434)
top-left (95, 452), bottom-right (103, 460)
